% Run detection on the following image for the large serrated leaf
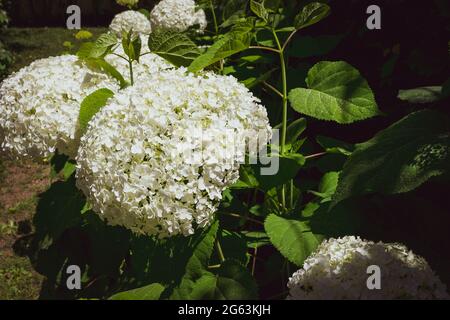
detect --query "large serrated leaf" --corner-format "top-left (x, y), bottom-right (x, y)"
top-left (188, 20), bottom-right (254, 73)
top-left (264, 214), bottom-right (323, 266)
top-left (332, 110), bottom-right (450, 207)
top-left (109, 283), bottom-right (165, 300)
top-left (148, 30), bottom-right (200, 67)
top-left (90, 33), bottom-right (118, 58)
top-left (289, 61), bottom-right (380, 124)
top-left (78, 88), bottom-right (114, 135)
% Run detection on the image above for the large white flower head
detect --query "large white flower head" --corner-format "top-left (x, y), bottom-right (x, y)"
top-left (109, 10), bottom-right (152, 37)
top-left (287, 236), bottom-right (449, 300)
top-left (0, 47), bottom-right (172, 161)
top-left (0, 55), bottom-right (119, 160)
top-left (76, 68), bottom-right (271, 238)
top-left (150, 0), bottom-right (207, 33)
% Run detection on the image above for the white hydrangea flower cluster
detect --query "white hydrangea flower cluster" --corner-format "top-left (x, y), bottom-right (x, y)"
top-left (0, 47), bottom-right (172, 161)
top-left (76, 68), bottom-right (271, 238)
top-left (116, 0), bottom-right (139, 7)
top-left (0, 55), bottom-right (119, 160)
top-left (109, 10), bottom-right (152, 37)
top-left (287, 236), bottom-right (449, 300)
top-left (150, 0), bottom-right (207, 33)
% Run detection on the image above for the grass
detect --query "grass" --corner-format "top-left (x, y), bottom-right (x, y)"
top-left (0, 254), bottom-right (42, 300)
top-left (0, 27), bottom-right (107, 73)
top-left (0, 27), bottom-right (106, 300)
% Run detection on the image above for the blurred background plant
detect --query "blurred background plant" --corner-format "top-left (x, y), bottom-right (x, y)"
top-left (0, 0), bottom-right (13, 78)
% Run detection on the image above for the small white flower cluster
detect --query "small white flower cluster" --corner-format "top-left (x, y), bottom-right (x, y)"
top-left (116, 0), bottom-right (139, 7)
top-left (287, 236), bottom-right (449, 300)
top-left (150, 0), bottom-right (207, 33)
top-left (76, 68), bottom-right (271, 238)
top-left (0, 55), bottom-right (119, 160)
top-left (109, 10), bottom-right (152, 37)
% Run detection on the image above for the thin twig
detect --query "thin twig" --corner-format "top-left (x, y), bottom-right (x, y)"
top-left (215, 240), bottom-right (225, 263)
top-left (252, 247), bottom-right (258, 276)
top-left (305, 152), bottom-right (327, 160)
top-left (249, 46), bottom-right (280, 54)
top-left (263, 81), bottom-right (283, 98)
top-left (281, 30), bottom-right (298, 52)
top-left (110, 52), bottom-right (129, 62)
top-left (222, 212), bottom-right (264, 226)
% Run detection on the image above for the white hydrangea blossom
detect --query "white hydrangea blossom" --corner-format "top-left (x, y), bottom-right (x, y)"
top-left (150, 0), bottom-right (207, 33)
top-left (0, 55), bottom-right (119, 160)
top-left (0, 47), bottom-right (172, 161)
top-left (116, 0), bottom-right (139, 7)
top-left (109, 10), bottom-right (152, 37)
top-left (76, 69), bottom-right (271, 238)
top-left (287, 236), bottom-right (449, 300)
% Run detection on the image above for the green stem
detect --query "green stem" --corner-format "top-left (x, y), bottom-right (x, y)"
top-left (215, 240), bottom-right (225, 263)
top-left (210, 0), bottom-right (219, 36)
top-left (222, 212), bottom-right (264, 226)
top-left (128, 59), bottom-right (134, 86)
top-left (252, 247), bottom-right (258, 276)
top-left (273, 29), bottom-right (288, 210)
top-left (249, 45), bottom-right (280, 54)
top-left (289, 180), bottom-right (294, 209)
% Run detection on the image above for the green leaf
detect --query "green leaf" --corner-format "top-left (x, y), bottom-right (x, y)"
top-left (253, 153), bottom-right (305, 191)
top-left (309, 171), bottom-right (339, 202)
top-left (294, 2), bottom-right (330, 30)
top-left (250, 0), bottom-right (269, 22)
top-left (242, 231), bottom-right (270, 249)
top-left (77, 42), bottom-right (94, 59)
top-left (264, 214), bottom-right (323, 266)
top-left (148, 30), bottom-right (200, 67)
top-left (398, 86), bottom-right (442, 104)
top-left (170, 221), bottom-right (219, 299)
top-left (109, 283), bottom-right (165, 300)
top-left (316, 135), bottom-right (354, 156)
top-left (188, 20), bottom-right (254, 73)
top-left (222, 0), bottom-right (248, 26)
top-left (231, 166), bottom-right (258, 189)
top-left (86, 58), bottom-right (128, 89)
top-left (50, 151), bottom-right (75, 180)
top-left (286, 118), bottom-right (307, 146)
top-left (242, 68), bottom-right (275, 89)
top-left (132, 36), bottom-right (142, 62)
top-left (189, 260), bottom-right (258, 300)
top-left (90, 33), bottom-right (118, 58)
top-left (289, 61), bottom-right (380, 124)
top-left (332, 110), bottom-right (450, 207)
top-left (78, 88), bottom-right (115, 135)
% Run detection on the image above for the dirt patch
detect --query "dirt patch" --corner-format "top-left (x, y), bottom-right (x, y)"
top-left (0, 154), bottom-right (50, 299)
